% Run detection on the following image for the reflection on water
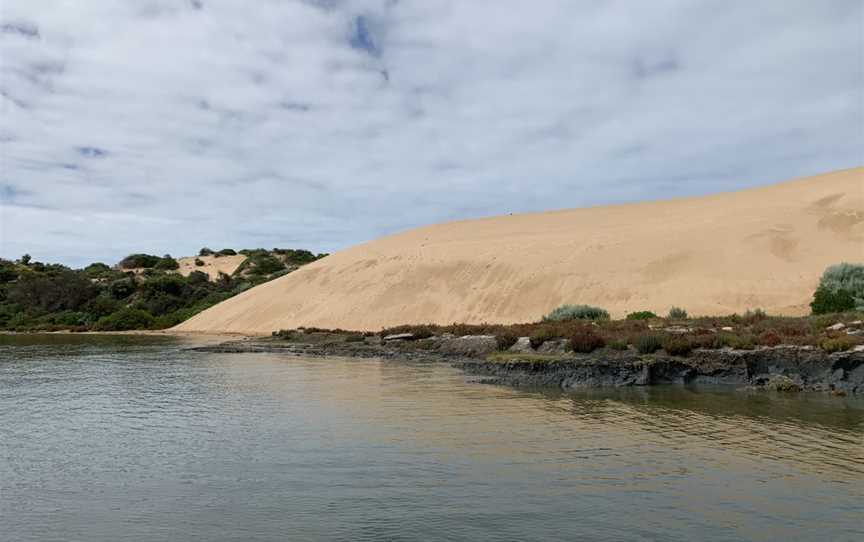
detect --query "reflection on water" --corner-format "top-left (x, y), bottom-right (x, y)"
top-left (1, 335), bottom-right (862, 542)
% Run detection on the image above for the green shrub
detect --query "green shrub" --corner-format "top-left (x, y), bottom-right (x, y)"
top-left (662, 337), bottom-right (692, 356)
top-left (607, 339), bottom-right (628, 350)
top-left (119, 253), bottom-right (161, 269)
top-left (810, 285), bottom-right (856, 315)
top-left (820, 336), bottom-right (855, 353)
top-left (543, 304), bottom-right (609, 322)
top-left (95, 308), bottom-right (155, 331)
top-left (626, 311), bottom-right (657, 320)
top-left (635, 334), bottom-right (664, 354)
top-left (199, 247), bottom-right (214, 256)
top-left (155, 255), bottom-right (179, 270)
top-left (812, 262), bottom-right (864, 312)
top-left (569, 328), bottom-right (606, 353)
top-left (668, 306), bottom-right (688, 319)
top-left (216, 248), bottom-right (237, 256)
top-left (716, 333), bottom-right (755, 350)
top-left (194, 258), bottom-right (205, 267)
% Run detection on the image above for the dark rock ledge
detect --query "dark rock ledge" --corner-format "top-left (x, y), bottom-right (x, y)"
top-left (190, 336), bottom-right (864, 395)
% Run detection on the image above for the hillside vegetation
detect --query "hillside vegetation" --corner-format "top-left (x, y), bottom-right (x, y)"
top-left (0, 248), bottom-right (326, 332)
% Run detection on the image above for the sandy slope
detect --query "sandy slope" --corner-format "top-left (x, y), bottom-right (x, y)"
top-left (177, 168), bottom-right (864, 333)
top-left (176, 255), bottom-right (247, 279)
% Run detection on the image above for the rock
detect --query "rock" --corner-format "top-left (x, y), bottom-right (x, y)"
top-left (721, 326), bottom-right (734, 331)
top-left (827, 323), bottom-right (846, 331)
top-left (383, 333), bottom-right (414, 342)
top-left (664, 327), bottom-right (691, 335)
top-left (764, 374), bottom-right (802, 392)
top-left (537, 339), bottom-right (568, 355)
top-left (849, 320), bottom-right (863, 326)
top-left (438, 335), bottom-right (498, 357)
top-left (847, 329), bottom-right (864, 336)
top-left (508, 337), bottom-right (534, 354)
top-left (853, 345), bottom-right (864, 353)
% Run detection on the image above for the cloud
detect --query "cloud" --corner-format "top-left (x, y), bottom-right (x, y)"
top-left (0, 0), bottom-right (861, 266)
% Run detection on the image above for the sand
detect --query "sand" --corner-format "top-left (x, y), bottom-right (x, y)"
top-left (176, 168), bottom-right (864, 334)
top-left (176, 255), bottom-right (247, 280)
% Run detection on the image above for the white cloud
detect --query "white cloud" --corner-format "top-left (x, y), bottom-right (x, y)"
top-left (1, 0), bottom-right (861, 266)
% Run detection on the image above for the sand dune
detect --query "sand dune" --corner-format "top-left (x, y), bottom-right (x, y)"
top-left (176, 255), bottom-right (247, 280)
top-left (177, 168), bottom-right (864, 334)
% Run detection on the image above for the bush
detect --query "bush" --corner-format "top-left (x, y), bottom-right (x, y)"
top-left (757, 329), bottom-right (782, 347)
top-left (607, 339), bottom-right (628, 350)
top-left (810, 285), bottom-right (856, 315)
top-left (716, 333), bottom-right (755, 350)
top-left (495, 330), bottom-right (520, 351)
top-left (820, 336), bottom-right (855, 353)
top-left (194, 258), bottom-right (205, 267)
top-left (668, 306), bottom-right (688, 319)
top-left (216, 248), bottom-right (237, 256)
top-left (119, 253), bottom-right (161, 269)
top-left (155, 255), bottom-right (179, 270)
top-left (529, 327), bottom-right (558, 349)
top-left (569, 328), bottom-right (606, 353)
top-left (635, 334), bottom-right (664, 354)
top-left (626, 311), bottom-right (657, 320)
top-left (199, 247), bottom-right (214, 256)
top-left (662, 337), bottom-right (692, 356)
top-left (543, 304), bottom-right (609, 322)
top-left (812, 262), bottom-right (864, 312)
top-left (95, 308), bottom-right (155, 331)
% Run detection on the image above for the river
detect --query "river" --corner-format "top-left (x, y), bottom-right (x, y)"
top-left (1, 334), bottom-right (862, 541)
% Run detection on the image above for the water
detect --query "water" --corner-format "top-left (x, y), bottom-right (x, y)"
top-left (1, 335), bottom-right (862, 542)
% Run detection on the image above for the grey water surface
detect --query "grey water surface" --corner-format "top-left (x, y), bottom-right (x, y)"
top-left (1, 334), bottom-right (862, 542)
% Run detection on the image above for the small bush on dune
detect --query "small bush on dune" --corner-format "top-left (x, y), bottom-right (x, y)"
top-left (543, 304), bottom-right (609, 322)
top-left (811, 262), bottom-right (864, 313)
top-left (635, 334), bottom-right (664, 354)
top-left (626, 311), bottom-right (657, 320)
top-left (119, 253), bottom-right (161, 269)
top-left (199, 248), bottom-right (214, 256)
top-left (810, 285), bottom-right (856, 315)
top-left (216, 248), bottom-right (237, 256)
top-left (569, 328), bottom-right (606, 353)
top-left (194, 258), bottom-right (205, 267)
top-left (154, 255), bottom-right (179, 270)
top-left (667, 306), bottom-right (688, 319)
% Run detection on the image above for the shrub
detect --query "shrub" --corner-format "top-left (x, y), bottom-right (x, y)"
top-left (543, 304), bottom-right (609, 322)
top-left (813, 262), bottom-right (864, 312)
top-left (741, 308), bottom-right (768, 324)
top-left (626, 311), bottom-right (657, 320)
top-left (662, 337), bottom-right (692, 357)
top-left (199, 247), bottom-right (214, 256)
top-left (757, 329), bottom-right (782, 347)
top-left (155, 255), bottom-right (179, 270)
top-left (607, 339), bottom-right (628, 350)
top-left (119, 253), bottom-right (161, 269)
top-left (569, 328), bottom-right (606, 353)
top-left (717, 333), bottom-right (755, 350)
top-left (820, 336), bottom-right (855, 353)
top-left (194, 258), bottom-right (205, 267)
top-left (690, 333), bottom-right (720, 350)
top-left (635, 334), bottom-right (664, 354)
top-left (668, 306), bottom-right (688, 319)
top-left (529, 327), bottom-right (558, 349)
top-left (95, 308), bottom-right (155, 331)
top-left (216, 248), bottom-right (237, 256)
top-left (495, 330), bottom-right (520, 351)
top-left (810, 285), bottom-right (856, 315)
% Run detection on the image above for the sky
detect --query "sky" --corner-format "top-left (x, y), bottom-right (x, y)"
top-left (1, 0), bottom-right (862, 267)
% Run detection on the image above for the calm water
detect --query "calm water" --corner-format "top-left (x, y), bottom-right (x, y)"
top-left (1, 335), bottom-right (862, 542)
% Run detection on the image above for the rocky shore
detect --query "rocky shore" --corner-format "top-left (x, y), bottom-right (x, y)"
top-left (191, 331), bottom-right (864, 395)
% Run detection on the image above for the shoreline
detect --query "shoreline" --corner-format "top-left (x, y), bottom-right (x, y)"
top-left (189, 332), bottom-right (864, 395)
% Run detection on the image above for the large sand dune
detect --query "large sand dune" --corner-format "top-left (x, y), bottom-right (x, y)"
top-left (177, 168), bottom-right (864, 334)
